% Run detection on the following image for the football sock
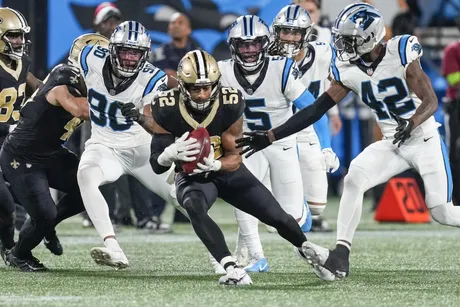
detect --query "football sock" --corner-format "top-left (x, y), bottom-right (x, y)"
top-left (77, 164), bottom-right (116, 241)
top-left (234, 209), bottom-right (264, 260)
top-left (0, 223), bottom-right (15, 249)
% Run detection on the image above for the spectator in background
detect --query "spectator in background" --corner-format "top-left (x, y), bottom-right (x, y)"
top-left (93, 2), bottom-right (122, 39)
top-left (151, 13), bottom-right (199, 88)
top-left (442, 20), bottom-right (460, 205)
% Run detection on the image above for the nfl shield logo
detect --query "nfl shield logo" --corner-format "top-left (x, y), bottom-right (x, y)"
top-left (246, 88), bottom-right (253, 95)
top-left (109, 89), bottom-right (116, 96)
top-left (367, 68), bottom-right (374, 76)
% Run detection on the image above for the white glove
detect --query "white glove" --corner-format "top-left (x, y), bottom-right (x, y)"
top-left (321, 148), bottom-right (340, 173)
top-left (157, 131), bottom-right (200, 167)
top-left (192, 148), bottom-right (222, 175)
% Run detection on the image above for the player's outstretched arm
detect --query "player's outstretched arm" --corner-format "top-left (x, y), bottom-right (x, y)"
top-left (46, 85), bottom-right (89, 119)
top-left (406, 59), bottom-right (439, 129)
top-left (236, 81), bottom-right (349, 158)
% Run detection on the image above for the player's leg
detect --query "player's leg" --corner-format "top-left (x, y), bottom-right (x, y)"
top-left (176, 172), bottom-right (252, 285)
top-left (297, 140), bottom-right (330, 232)
top-left (410, 133), bottom-right (460, 226)
top-left (77, 143), bottom-right (127, 268)
top-left (303, 140), bottom-right (411, 280)
top-left (0, 169), bottom-right (16, 264)
top-left (234, 150), bottom-right (269, 271)
top-left (218, 165), bottom-right (307, 250)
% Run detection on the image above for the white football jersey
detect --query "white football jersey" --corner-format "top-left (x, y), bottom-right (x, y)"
top-left (218, 56), bottom-right (306, 135)
top-left (332, 35), bottom-right (439, 138)
top-left (296, 41), bottom-right (332, 142)
top-left (78, 44), bottom-right (167, 148)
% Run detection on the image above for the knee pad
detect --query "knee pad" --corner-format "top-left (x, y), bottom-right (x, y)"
top-left (182, 191), bottom-right (208, 217)
top-left (309, 203), bottom-right (326, 216)
top-left (0, 212), bottom-right (14, 226)
top-left (344, 165), bottom-right (370, 192)
top-left (77, 164), bottom-right (104, 187)
top-left (430, 202), bottom-right (460, 227)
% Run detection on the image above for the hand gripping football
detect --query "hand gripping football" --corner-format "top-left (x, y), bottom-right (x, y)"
top-left (182, 127), bottom-right (211, 174)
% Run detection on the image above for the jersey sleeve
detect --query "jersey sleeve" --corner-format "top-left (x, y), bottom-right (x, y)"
top-left (398, 35), bottom-right (423, 67)
top-left (77, 45), bottom-right (95, 79)
top-left (282, 58), bottom-right (309, 102)
top-left (141, 70), bottom-right (168, 106)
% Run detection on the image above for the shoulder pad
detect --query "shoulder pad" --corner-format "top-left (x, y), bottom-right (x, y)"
top-left (142, 64), bottom-right (167, 97)
top-left (219, 86), bottom-right (245, 105)
top-left (387, 35), bottom-right (423, 66)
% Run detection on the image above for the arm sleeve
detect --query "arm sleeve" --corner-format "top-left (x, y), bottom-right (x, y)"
top-left (273, 92), bottom-right (336, 141)
top-left (292, 90), bottom-right (331, 148)
top-left (150, 133), bottom-right (175, 174)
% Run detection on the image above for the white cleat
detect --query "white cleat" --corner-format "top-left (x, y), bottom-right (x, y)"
top-left (265, 225), bottom-right (277, 233)
top-left (90, 247), bottom-right (129, 270)
top-left (299, 242), bottom-right (336, 281)
top-left (208, 253), bottom-right (226, 274)
top-left (218, 267), bottom-right (253, 286)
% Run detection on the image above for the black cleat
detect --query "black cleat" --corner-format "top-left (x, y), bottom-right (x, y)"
top-left (0, 244), bottom-right (12, 266)
top-left (310, 216), bottom-right (332, 232)
top-left (323, 249), bottom-right (350, 279)
top-left (8, 252), bottom-right (48, 272)
top-left (44, 234), bottom-right (63, 256)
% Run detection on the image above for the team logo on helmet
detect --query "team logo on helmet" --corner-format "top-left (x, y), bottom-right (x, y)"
top-left (350, 10), bottom-right (380, 31)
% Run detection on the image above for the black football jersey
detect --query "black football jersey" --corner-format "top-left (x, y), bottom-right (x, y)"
top-left (3, 64), bottom-right (85, 162)
top-left (0, 56), bottom-right (31, 143)
top-left (151, 87), bottom-right (245, 159)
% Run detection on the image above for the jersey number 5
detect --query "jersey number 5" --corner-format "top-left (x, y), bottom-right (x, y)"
top-left (244, 98), bottom-right (272, 131)
top-left (361, 77), bottom-right (416, 120)
top-left (88, 89), bottom-right (133, 131)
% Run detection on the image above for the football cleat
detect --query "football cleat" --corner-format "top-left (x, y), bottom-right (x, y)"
top-left (90, 247), bottom-right (129, 269)
top-left (219, 267), bottom-right (253, 286)
top-left (208, 253), bottom-right (226, 274)
top-left (300, 201), bottom-right (313, 233)
top-left (8, 252), bottom-right (48, 272)
top-left (44, 233), bottom-right (63, 256)
top-left (301, 241), bottom-right (350, 281)
top-left (244, 257), bottom-right (269, 273)
top-left (295, 242), bottom-right (335, 281)
top-left (310, 216), bottom-right (332, 232)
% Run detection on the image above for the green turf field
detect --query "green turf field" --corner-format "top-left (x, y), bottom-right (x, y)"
top-left (1, 198), bottom-right (459, 307)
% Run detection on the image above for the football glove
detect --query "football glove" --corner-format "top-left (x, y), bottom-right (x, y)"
top-left (235, 131), bottom-right (272, 158)
top-left (157, 131), bottom-right (200, 167)
top-left (390, 111), bottom-right (414, 147)
top-left (192, 148), bottom-right (221, 175)
top-left (119, 102), bottom-right (144, 123)
top-left (321, 148), bottom-right (340, 173)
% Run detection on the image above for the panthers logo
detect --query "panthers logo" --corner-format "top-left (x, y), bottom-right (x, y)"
top-left (350, 10), bottom-right (380, 31)
top-left (411, 43), bottom-right (422, 55)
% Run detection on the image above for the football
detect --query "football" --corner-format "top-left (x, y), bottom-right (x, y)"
top-left (182, 127), bottom-right (212, 174)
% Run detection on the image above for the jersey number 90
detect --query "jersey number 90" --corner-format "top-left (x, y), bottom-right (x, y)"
top-left (88, 89), bottom-right (133, 131)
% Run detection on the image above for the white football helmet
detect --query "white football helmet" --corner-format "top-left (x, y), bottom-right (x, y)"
top-left (332, 3), bottom-right (386, 61)
top-left (109, 20), bottom-right (151, 77)
top-left (271, 5), bottom-right (313, 58)
top-left (227, 15), bottom-right (270, 73)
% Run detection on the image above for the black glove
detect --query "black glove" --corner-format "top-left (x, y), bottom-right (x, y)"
top-left (119, 102), bottom-right (144, 124)
top-left (235, 131), bottom-right (272, 158)
top-left (390, 111), bottom-right (414, 148)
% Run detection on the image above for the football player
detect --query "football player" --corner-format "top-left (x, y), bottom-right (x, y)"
top-left (0, 7), bottom-right (42, 265)
top-left (216, 14), bottom-right (330, 272)
top-left (0, 33), bottom-right (106, 271)
top-left (125, 50), bottom-right (313, 285)
top-left (270, 5), bottom-right (339, 231)
top-left (76, 21), bottom-right (183, 269)
top-left (236, 3), bottom-right (460, 280)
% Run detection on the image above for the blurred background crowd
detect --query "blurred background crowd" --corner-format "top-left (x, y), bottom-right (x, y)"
top-left (3, 0), bottom-right (460, 232)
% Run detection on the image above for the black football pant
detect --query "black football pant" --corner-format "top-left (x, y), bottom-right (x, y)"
top-left (175, 164), bottom-right (306, 263)
top-left (0, 170), bottom-right (15, 250)
top-left (0, 148), bottom-right (85, 257)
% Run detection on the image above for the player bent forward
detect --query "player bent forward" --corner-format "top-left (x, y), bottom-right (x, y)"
top-left (121, 50), bottom-right (311, 285)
